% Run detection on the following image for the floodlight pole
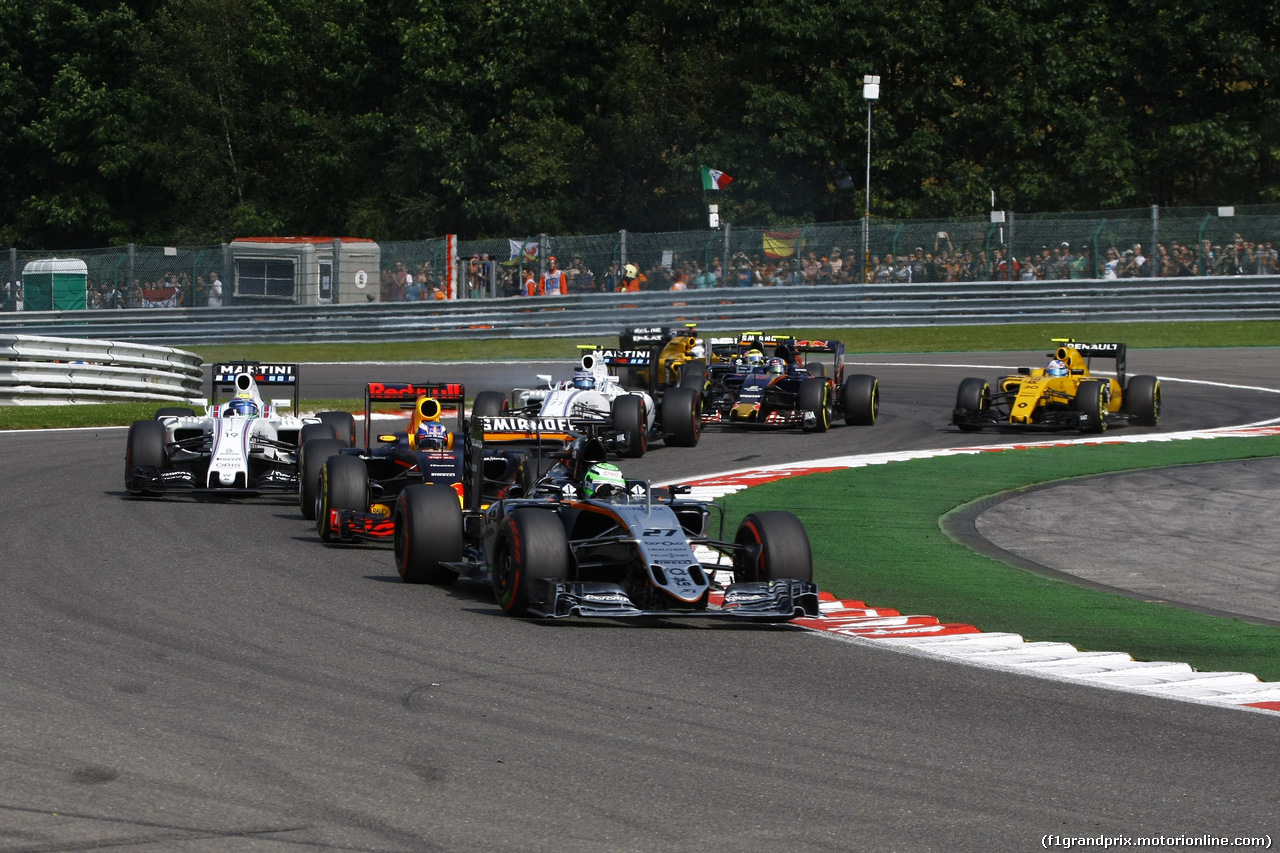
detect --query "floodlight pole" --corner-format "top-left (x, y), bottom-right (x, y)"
top-left (862, 75), bottom-right (880, 282)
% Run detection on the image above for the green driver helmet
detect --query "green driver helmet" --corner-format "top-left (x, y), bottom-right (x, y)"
top-left (583, 462), bottom-right (626, 499)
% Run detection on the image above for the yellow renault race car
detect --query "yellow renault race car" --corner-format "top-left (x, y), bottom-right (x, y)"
top-left (951, 340), bottom-right (1160, 433)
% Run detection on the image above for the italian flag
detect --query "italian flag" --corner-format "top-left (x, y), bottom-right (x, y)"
top-left (701, 166), bottom-right (733, 190)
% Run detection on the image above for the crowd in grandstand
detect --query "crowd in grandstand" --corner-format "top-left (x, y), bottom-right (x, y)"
top-left (3, 234), bottom-right (1277, 311)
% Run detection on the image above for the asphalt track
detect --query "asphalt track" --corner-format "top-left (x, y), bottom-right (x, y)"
top-left (1, 348), bottom-right (1278, 851)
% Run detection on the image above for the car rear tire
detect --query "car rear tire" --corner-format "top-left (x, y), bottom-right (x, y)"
top-left (955, 377), bottom-right (990, 431)
top-left (298, 438), bottom-right (343, 519)
top-left (472, 391), bottom-right (508, 421)
top-left (733, 511), bottom-right (813, 584)
top-left (1125, 374), bottom-right (1161, 426)
top-left (678, 361), bottom-right (708, 394)
top-left (317, 411), bottom-right (356, 447)
top-left (317, 453), bottom-right (368, 541)
top-left (841, 374), bottom-right (879, 426)
top-left (807, 362), bottom-right (826, 377)
top-left (662, 386), bottom-right (701, 447)
top-left (1075, 379), bottom-right (1107, 433)
top-left (394, 484), bottom-right (463, 584)
top-left (798, 377), bottom-right (830, 432)
top-left (125, 419), bottom-right (168, 492)
top-left (612, 394), bottom-right (647, 458)
top-left (154, 406), bottom-right (195, 419)
top-left (492, 508), bottom-right (572, 616)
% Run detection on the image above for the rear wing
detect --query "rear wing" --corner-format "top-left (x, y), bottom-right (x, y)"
top-left (465, 414), bottom-right (584, 512)
top-left (1052, 340), bottom-right (1127, 384)
top-left (362, 381), bottom-right (466, 450)
top-left (211, 362), bottom-right (299, 410)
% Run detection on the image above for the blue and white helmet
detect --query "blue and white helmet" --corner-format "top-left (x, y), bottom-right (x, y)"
top-left (226, 396), bottom-right (258, 418)
top-left (571, 370), bottom-right (596, 390)
top-left (416, 420), bottom-right (449, 449)
top-left (1046, 359), bottom-right (1069, 377)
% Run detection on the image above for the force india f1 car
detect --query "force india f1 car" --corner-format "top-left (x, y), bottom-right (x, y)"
top-left (474, 346), bottom-right (701, 458)
top-left (698, 334), bottom-right (879, 432)
top-left (305, 382), bottom-right (534, 543)
top-left (392, 416), bottom-right (821, 622)
top-left (124, 363), bottom-right (356, 497)
top-left (951, 340), bottom-right (1161, 433)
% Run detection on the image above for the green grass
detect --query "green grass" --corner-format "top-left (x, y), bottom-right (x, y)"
top-left (187, 318), bottom-right (1280, 364)
top-left (717, 435), bottom-right (1280, 681)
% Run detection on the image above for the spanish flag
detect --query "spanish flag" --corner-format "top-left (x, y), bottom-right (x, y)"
top-left (701, 166), bottom-right (734, 190)
top-left (763, 229), bottom-right (803, 259)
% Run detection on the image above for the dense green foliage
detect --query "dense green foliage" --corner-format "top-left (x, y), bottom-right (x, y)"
top-left (4, 0), bottom-right (1279, 247)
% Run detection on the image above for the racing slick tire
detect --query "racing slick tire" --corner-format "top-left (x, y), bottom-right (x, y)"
top-left (1124, 374), bottom-right (1161, 426)
top-left (317, 453), bottom-right (369, 541)
top-left (317, 411), bottom-right (357, 447)
top-left (798, 377), bottom-right (831, 432)
top-left (394, 484), bottom-right (464, 584)
top-left (299, 422), bottom-right (338, 447)
top-left (1075, 379), bottom-right (1108, 434)
top-left (298, 438), bottom-right (344, 520)
top-left (125, 419), bottom-right (168, 493)
top-left (661, 386), bottom-right (701, 447)
top-left (678, 361), bottom-right (709, 394)
top-left (841, 374), bottom-right (879, 426)
top-left (472, 391), bottom-right (508, 421)
top-left (955, 377), bottom-right (990, 431)
top-left (154, 406), bottom-right (195, 419)
top-left (807, 362), bottom-right (826, 377)
top-left (733, 511), bottom-right (813, 584)
top-left (493, 508), bottom-right (572, 616)
top-left (613, 394), bottom-right (648, 458)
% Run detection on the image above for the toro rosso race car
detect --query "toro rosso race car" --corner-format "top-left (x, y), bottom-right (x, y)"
top-left (392, 416), bottom-right (821, 622)
top-left (475, 346), bottom-right (700, 457)
top-left (124, 363), bottom-right (355, 497)
top-left (699, 333), bottom-right (879, 432)
top-left (304, 381), bottom-right (534, 543)
top-left (951, 339), bottom-right (1161, 433)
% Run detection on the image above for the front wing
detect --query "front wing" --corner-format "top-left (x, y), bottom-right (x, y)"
top-left (525, 579), bottom-right (820, 621)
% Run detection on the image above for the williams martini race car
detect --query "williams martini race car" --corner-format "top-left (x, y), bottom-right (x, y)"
top-left (124, 363), bottom-right (355, 497)
top-left (305, 381), bottom-right (535, 543)
top-left (392, 416), bottom-right (821, 622)
top-left (951, 339), bottom-right (1161, 433)
top-left (698, 333), bottom-right (879, 432)
top-left (475, 345), bottom-right (701, 457)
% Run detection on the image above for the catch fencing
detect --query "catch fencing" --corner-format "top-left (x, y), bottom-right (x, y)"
top-left (2, 277), bottom-right (1279, 347)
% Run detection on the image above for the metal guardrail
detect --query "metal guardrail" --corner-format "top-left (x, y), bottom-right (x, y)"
top-left (0, 334), bottom-right (203, 405)
top-left (3, 277), bottom-right (1280, 346)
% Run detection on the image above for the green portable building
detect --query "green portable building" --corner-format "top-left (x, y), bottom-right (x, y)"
top-left (22, 258), bottom-right (88, 311)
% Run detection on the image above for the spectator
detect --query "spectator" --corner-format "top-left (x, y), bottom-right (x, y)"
top-left (829, 248), bottom-right (843, 280)
top-left (1069, 245), bottom-right (1093, 279)
top-left (406, 272), bottom-right (426, 302)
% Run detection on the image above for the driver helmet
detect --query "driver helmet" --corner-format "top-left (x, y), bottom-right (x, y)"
top-left (767, 357), bottom-right (786, 376)
top-left (571, 370), bottom-right (596, 391)
top-left (1046, 358), bottom-right (1069, 377)
top-left (688, 339), bottom-right (706, 359)
top-left (415, 420), bottom-right (449, 450)
top-left (583, 462), bottom-right (626, 499)
top-left (226, 395), bottom-right (258, 418)
top-left (745, 349), bottom-right (765, 367)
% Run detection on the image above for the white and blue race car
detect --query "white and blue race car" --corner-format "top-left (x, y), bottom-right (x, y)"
top-left (124, 362), bottom-right (354, 497)
top-left (473, 348), bottom-right (700, 458)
